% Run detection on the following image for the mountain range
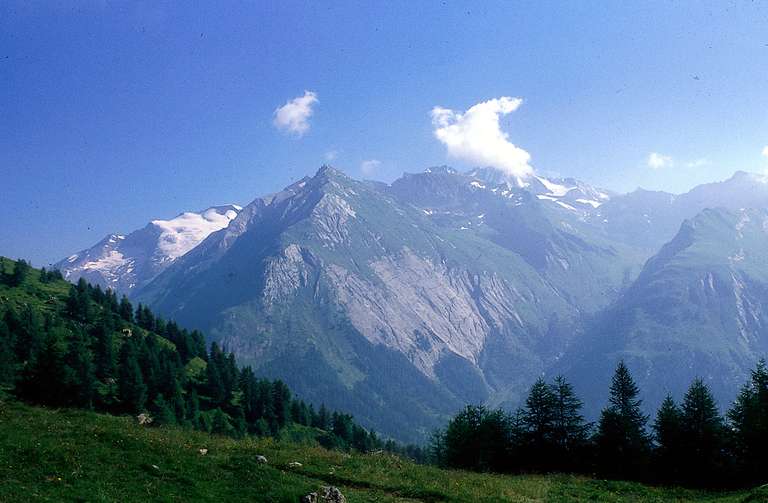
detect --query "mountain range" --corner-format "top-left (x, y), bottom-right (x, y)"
top-left (56, 167), bottom-right (768, 442)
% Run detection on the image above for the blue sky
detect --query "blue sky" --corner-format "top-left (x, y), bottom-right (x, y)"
top-left (2, 1), bottom-right (767, 265)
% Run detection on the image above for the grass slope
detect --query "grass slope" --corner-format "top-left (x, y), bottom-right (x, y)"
top-left (1, 400), bottom-right (764, 503)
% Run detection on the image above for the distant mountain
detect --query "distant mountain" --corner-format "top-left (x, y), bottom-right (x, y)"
top-left (57, 166), bottom-right (768, 441)
top-left (561, 207), bottom-right (768, 418)
top-left (56, 205), bottom-right (241, 294)
top-left (590, 170), bottom-right (768, 252)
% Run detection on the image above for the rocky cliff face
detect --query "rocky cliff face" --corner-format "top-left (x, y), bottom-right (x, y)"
top-left (61, 167), bottom-right (768, 441)
top-left (132, 166), bottom-right (649, 441)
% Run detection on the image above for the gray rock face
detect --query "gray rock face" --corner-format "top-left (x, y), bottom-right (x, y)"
top-left (301, 486), bottom-right (346, 503)
top-left (133, 166), bottom-right (637, 441)
top-left (60, 166), bottom-right (768, 442)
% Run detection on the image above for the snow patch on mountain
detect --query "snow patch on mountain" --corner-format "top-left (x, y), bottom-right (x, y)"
top-left (152, 207), bottom-right (239, 260)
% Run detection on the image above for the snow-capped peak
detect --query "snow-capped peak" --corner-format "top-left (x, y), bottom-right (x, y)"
top-left (56, 204), bottom-right (242, 294)
top-left (151, 205), bottom-right (240, 261)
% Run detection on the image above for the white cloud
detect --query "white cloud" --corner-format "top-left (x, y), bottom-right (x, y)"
top-left (686, 158), bottom-right (709, 168)
top-left (273, 90), bottom-right (318, 136)
top-left (360, 159), bottom-right (381, 177)
top-left (324, 150), bottom-right (338, 162)
top-left (647, 152), bottom-right (674, 170)
top-left (431, 97), bottom-right (533, 179)
top-left (762, 146), bottom-right (768, 159)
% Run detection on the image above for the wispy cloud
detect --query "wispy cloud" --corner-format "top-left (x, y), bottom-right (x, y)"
top-left (273, 90), bottom-right (318, 136)
top-left (647, 152), bottom-right (674, 170)
top-left (762, 146), bottom-right (768, 159)
top-left (431, 97), bottom-right (533, 179)
top-left (360, 159), bottom-right (381, 177)
top-left (324, 150), bottom-right (339, 162)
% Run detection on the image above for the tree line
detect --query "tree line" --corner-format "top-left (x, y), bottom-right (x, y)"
top-left (430, 360), bottom-right (768, 488)
top-left (0, 258), bottom-right (424, 460)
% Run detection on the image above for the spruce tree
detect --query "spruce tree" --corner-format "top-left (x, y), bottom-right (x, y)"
top-left (118, 340), bottom-right (147, 413)
top-left (63, 329), bottom-right (96, 408)
top-left (9, 259), bottom-right (29, 286)
top-left (522, 378), bottom-right (556, 470)
top-left (728, 359), bottom-right (768, 484)
top-left (118, 296), bottom-right (133, 323)
top-left (679, 379), bottom-right (725, 485)
top-left (594, 361), bottom-right (650, 479)
top-left (18, 327), bottom-right (68, 406)
top-left (153, 393), bottom-right (177, 426)
top-left (550, 375), bottom-right (589, 471)
top-left (652, 394), bottom-right (682, 483)
top-left (0, 318), bottom-right (16, 387)
top-left (93, 322), bottom-right (116, 380)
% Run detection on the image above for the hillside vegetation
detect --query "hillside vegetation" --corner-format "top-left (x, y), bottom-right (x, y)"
top-left (0, 257), bottom-right (417, 458)
top-left (2, 399), bottom-right (765, 503)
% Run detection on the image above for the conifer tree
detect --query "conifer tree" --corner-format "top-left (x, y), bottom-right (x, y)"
top-left (118, 340), bottom-right (147, 413)
top-left (522, 378), bottom-right (556, 470)
top-left (18, 326), bottom-right (68, 405)
top-left (93, 322), bottom-right (116, 380)
top-left (550, 375), bottom-right (589, 471)
top-left (679, 379), bottom-right (725, 485)
top-left (118, 296), bottom-right (133, 323)
top-left (0, 317), bottom-right (16, 387)
top-left (153, 393), bottom-right (177, 426)
top-left (652, 394), bottom-right (682, 482)
top-left (63, 329), bottom-right (96, 408)
top-left (594, 361), bottom-right (650, 479)
top-left (728, 359), bottom-right (768, 484)
top-left (9, 259), bottom-right (30, 286)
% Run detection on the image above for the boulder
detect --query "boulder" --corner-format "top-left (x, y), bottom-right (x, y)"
top-left (255, 455), bottom-right (268, 464)
top-left (136, 413), bottom-right (153, 425)
top-left (301, 486), bottom-right (345, 503)
top-left (287, 461), bottom-right (303, 468)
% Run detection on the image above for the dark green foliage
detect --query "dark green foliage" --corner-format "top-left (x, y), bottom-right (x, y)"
top-left (0, 317), bottom-right (16, 387)
top-left (63, 328), bottom-right (96, 408)
top-left (652, 395), bottom-right (683, 483)
top-left (595, 361), bottom-right (650, 479)
top-left (6, 259), bottom-right (30, 287)
top-left (0, 259), bottom-right (409, 460)
top-left (118, 339), bottom-right (147, 413)
top-left (678, 379), bottom-right (726, 486)
top-left (433, 376), bottom-right (589, 474)
top-left (728, 359), bottom-right (768, 485)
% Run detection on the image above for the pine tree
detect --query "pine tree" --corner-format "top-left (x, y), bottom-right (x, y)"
top-left (317, 404), bottom-right (330, 430)
top-left (93, 322), bottom-right (116, 380)
top-left (118, 296), bottom-right (133, 323)
top-left (9, 259), bottom-right (30, 286)
top-left (272, 380), bottom-right (291, 428)
top-left (550, 375), bottom-right (589, 471)
top-left (679, 379), bottom-right (725, 485)
top-left (728, 359), bottom-right (768, 484)
top-left (652, 394), bottom-right (682, 483)
top-left (0, 318), bottom-right (17, 387)
top-left (522, 378), bottom-right (556, 470)
top-left (18, 326), bottom-right (68, 406)
top-left (153, 393), bottom-right (177, 426)
top-left (594, 361), bottom-right (650, 479)
top-left (118, 340), bottom-right (147, 413)
top-left (63, 329), bottom-right (96, 408)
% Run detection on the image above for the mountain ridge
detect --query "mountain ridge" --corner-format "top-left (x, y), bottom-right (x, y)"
top-left (55, 166), bottom-right (768, 441)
